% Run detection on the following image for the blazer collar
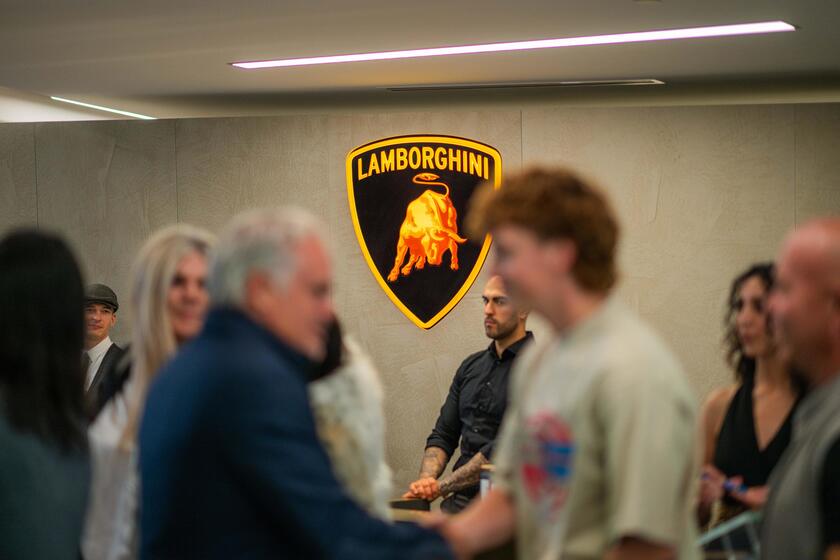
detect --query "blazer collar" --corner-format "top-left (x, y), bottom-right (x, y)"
top-left (203, 307), bottom-right (316, 378)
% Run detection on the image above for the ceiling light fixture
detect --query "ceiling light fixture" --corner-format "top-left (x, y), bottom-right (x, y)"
top-left (385, 79), bottom-right (665, 91)
top-left (231, 21), bottom-right (795, 70)
top-left (50, 96), bottom-right (157, 120)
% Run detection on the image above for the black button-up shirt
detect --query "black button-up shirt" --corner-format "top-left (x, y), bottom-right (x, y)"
top-left (425, 332), bottom-right (534, 475)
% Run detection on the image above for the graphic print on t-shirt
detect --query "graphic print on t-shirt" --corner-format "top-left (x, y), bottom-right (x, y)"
top-left (520, 411), bottom-right (575, 520)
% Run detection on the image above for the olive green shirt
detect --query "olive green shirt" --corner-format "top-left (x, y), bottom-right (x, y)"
top-left (0, 408), bottom-right (90, 560)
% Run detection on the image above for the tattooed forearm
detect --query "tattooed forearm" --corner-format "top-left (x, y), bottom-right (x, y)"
top-left (418, 446), bottom-right (449, 479)
top-left (438, 452), bottom-right (489, 496)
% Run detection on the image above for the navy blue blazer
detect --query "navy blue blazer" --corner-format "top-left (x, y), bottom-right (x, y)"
top-left (139, 308), bottom-right (452, 560)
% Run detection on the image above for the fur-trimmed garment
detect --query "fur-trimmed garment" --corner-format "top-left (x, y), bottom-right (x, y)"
top-left (309, 338), bottom-right (393, 520)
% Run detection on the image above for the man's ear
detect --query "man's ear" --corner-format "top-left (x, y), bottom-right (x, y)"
top-left (544, 238), bottom-right (577, 277)
top-left (243, 272), bottom-right (273, 316)
top-left (110, 313), bottom-right (117, 327)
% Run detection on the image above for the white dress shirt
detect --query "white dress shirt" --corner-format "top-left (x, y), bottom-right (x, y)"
top-left (85, 336), bottom-right (113, 390)
top-left (84, 377), bottom-right (136, 560)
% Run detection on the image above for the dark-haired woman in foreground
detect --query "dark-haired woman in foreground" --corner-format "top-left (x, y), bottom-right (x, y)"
top-left (699, 262), bottom-right (803, 527)
top-left (0, 230), bottom-right (91, 560)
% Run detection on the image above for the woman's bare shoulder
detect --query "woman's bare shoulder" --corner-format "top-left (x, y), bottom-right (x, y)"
top-left (701, 384), bottom-right (739, 427)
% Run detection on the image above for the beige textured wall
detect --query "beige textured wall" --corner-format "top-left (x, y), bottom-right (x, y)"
top-left (0, 123), bottom-right (36, 233)
top-left (795, 106), bottom-right (840, 224)
top-left (0, 104), bottom-right (839, 494)
top-left (523, 105), bottom-right (797, 401)
top-left (34, 121), bottom-right (178, 342)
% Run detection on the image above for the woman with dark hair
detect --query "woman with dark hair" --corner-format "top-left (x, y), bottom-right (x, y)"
top-left (0, 230), bottom-right (91, 560)
top-left (698, 262), bottom-right (802, 527)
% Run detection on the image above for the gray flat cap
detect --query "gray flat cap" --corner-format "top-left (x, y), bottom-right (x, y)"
top-left (85, 283), bottom-right (119, 312)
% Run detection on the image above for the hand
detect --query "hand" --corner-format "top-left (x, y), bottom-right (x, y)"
top-left (419, 511), bottom-right (449, 531)
top-left (728, 478), bottom-right (768, 510)
top-left (699, 465), bottom-right (726, 508)
top-left (435, 516), bottom-right (473, 560)
top-left (404, 477), bottom-right (441, 501)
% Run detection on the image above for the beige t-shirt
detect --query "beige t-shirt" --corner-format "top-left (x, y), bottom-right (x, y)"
top-left (494, 299), bottom-right (700, 560)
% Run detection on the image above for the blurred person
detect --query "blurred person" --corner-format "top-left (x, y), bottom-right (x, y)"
top-left (309, 318), bottom-right (393, 520)
top-left (0, 230), bottom-right (90, 560)
top-left (82, 224), bottom-right (215, 560)
top-left (433, 168), bottom-right (699, 560)
top-left (403, 275), bottom-right (531, 513)
top-left (762, 218), bottom-right (840, 560)
top-left (139, 208), bottom-right (452, 559)
top-left (698, 262), bottom-right (802, 528)
top-left (83, 283), bottom-right (126, 421)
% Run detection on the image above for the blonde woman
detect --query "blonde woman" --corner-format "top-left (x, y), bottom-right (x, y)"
top-left (83, 224), bottom-right (215, 560)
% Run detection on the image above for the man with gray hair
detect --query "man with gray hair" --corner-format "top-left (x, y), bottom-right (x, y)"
top-left (139, 208), bottom-right (453, 560)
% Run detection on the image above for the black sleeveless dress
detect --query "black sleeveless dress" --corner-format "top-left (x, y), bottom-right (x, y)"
top-left (713, 374), bottom-right (799, 520)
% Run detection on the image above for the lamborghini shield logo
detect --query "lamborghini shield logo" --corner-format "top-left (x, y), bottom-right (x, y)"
top-left (346, 135), bottom-right (502, 329)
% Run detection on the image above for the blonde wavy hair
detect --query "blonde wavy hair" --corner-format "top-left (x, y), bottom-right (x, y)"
top-left (119, 224), bottom-right (215, 449)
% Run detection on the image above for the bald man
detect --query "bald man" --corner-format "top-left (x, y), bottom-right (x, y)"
top-left (404, 276), bottom-right (532, 513)
top-left (763, 218), bottom-right (840, 560)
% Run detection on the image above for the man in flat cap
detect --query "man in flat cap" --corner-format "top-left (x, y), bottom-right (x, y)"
top-left (83, 283), bottom-right (126, 421)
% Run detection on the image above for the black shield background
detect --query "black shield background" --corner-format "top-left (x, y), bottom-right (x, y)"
top-left (350, 138), bottom-right (497, 326)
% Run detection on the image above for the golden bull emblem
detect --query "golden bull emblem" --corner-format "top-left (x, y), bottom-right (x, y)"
top-left (346, 135), bottom-right (502, 329)
top-left (388, 173), bottom-right (467, 282)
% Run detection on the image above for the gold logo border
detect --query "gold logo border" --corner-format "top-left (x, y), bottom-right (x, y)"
top-left (346, 134), bottom-right (502, 330)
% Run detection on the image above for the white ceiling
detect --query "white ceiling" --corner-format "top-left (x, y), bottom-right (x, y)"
top-left (1, 0), bottom-right (839, 120)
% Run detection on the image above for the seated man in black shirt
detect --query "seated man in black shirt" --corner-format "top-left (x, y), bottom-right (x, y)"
top-left (403, 275), bottom-right (531, 513)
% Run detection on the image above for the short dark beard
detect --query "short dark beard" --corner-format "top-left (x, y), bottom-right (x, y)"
top-left (487, 319), bottom-right (519, 342)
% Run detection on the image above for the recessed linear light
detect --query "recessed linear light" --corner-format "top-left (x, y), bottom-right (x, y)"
top-left (231, 21), bottom-right (795, 70)
top-left (385, 79), bottom-right (665, 92)
top-left (50, 96), bottom-right (156, 120)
